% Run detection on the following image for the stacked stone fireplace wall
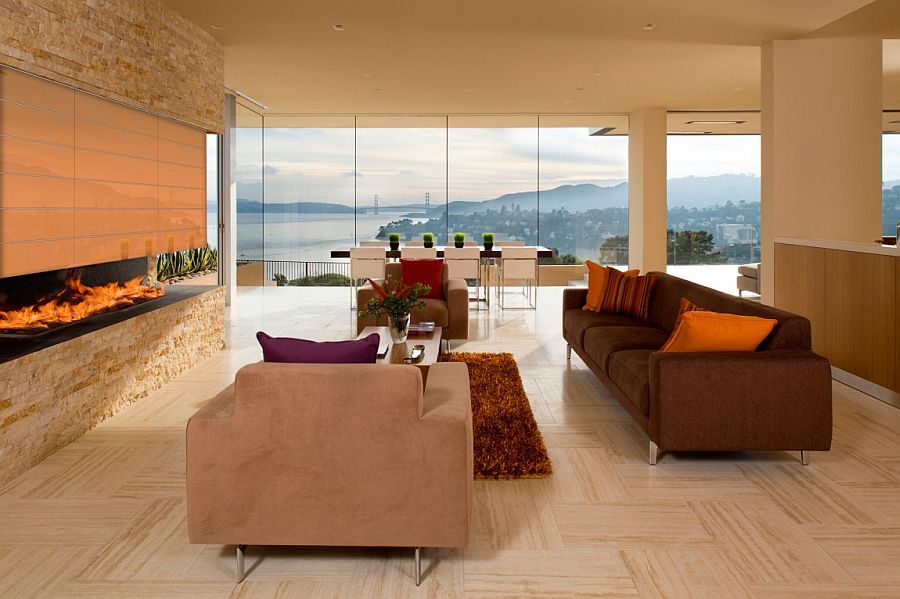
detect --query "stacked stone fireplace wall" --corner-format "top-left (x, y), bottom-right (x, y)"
top-left (0, 286), bottom-right (225, 485)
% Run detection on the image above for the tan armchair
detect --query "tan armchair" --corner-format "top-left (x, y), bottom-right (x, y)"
top-left (357, 262), bottom-right (470, 341)
top-left (186, 361), bottom-right (473, 585)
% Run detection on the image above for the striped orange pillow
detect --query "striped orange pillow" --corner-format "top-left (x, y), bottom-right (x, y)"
top-left (672, 297), bottom-right (706, 330)
top-left (598, 269), bottom-right (656, 319)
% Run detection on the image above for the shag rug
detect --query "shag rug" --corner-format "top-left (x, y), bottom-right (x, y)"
top-left (440, 352), bottom-right (552, 479)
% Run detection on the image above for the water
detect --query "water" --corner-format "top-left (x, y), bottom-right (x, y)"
top-left (235, 212), bottom-right (412, 262)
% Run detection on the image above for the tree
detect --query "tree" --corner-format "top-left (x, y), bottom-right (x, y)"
top-left (667, 230), bottom-right (724, 265)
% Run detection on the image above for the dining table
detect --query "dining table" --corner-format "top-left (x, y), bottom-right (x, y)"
top-left (329, 246), bottom-right (556, 259)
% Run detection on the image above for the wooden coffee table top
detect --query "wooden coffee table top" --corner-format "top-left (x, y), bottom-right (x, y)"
top-left (358, 326), bottom-right (443, 366)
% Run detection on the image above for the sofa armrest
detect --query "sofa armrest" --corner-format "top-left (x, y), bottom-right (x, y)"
top-left (648, 350), bottom-right (832, 451)
top-left (444, 277), bottom-right (470, 340)
top-left (356, 278), bottom-right (385, 333)
top-left (562, 287), bottom-right (588, 335)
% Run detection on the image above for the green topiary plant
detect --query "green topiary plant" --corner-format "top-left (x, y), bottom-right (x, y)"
top-left (453, 232), bottom-right (465, 243)
top-left (482, 232), bottom-right (494, 243)
top-left (388, 233), bottom-right (401, 243)
top-left (422, 232), bottom-right (434, 243)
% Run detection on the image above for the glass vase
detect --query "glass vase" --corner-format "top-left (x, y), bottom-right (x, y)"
top-left (389, 313), bottom-right (411, 344)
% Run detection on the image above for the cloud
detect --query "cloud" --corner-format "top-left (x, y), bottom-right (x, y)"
top-left (263, 164), bottom-right (279, 175)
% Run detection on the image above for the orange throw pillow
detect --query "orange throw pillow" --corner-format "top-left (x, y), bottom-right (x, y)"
top-left (661, 311), bottom-right (778, 353)
top-left (583, 262), bottom-right (639, 311)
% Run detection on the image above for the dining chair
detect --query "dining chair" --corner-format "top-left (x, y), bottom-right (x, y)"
top-left (443, 246), bottom-right (482, 308)
top-left (359, 240), bottom-right (388, 247)
top-left (495, 240), bottom-right (526, 246)
top-left (350, 247), bottom-right (387, 310)
top-left (400, 247), bottom-right (438, 259)
top-left (496, 246), bottom-right (538, 309)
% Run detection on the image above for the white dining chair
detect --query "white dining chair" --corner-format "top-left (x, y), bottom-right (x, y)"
top-left (400, 247), bottom-right (438, 259)
top-left (496, 246), bottom-right (538, 309)
top-left (359, 240), bottom-right (388, 247)
top-left (350, 247), bottom-right (386, 310)
top-left (495, 240), bottom-right (526, 247)
top-left (405, 241), bottom-right (424, 247)
top-left (443, 246), bottom-right (482, 308)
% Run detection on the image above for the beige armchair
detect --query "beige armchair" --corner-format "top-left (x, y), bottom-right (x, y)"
top-left (357, 262), bottom-right (470, 342)
top-left (186, 361), bottom-right (473, 585)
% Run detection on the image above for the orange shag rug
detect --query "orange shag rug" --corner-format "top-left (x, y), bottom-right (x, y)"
top-left (440, 352), bottom-right (552, 479)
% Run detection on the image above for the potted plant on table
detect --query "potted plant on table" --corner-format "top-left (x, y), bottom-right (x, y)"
top-left (422, 232), bottom-right (435, 248)
top-left (482, 232), bottom-right (494, 251)
top-left (388, 232), bottom-right (401, 251)
top-left (360, 277), bottom-right (431, 343)
top-left (453, 232), bottom-right (466, 249)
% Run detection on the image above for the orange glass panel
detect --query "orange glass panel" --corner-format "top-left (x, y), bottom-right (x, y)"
top-left (0, 209), bottom-right (74, 243)
top-left (73, 233), bottom-right (156, 265)
top-left (0, 239), bottom-right (74, 278)
top-left (0, 101), bottom-right (74, 145)
top-left (158, 187), bottom-right (204, 210)
top-left (0, 174), bottom-right (74, 209)
top-left (75, 120), bottom-right (156, 161)
top-left (74, 209), bottom-right (158, 237)
top-left (158, 118), bottom-right (205, 147)
top-left (158, 228), bottom-right (205, 253)
top-left (159, 139), bottom-right (204, 167)
top-left (0, 136), bottom-right (74, 178)
top-left (158, 162), bottom-right (204, 189)
top-left (74, 180), bottom-right (157, 210)
top-left (158, 209), bottom-right (205, 230)
top-left (0, 67), bottom-right (74, 115)
top-left (75, 148), bottom-right (156, 185)
top-left (74, 91), bottom-right (157, 136)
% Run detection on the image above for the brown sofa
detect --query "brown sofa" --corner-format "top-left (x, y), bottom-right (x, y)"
top-left (563, 271), bottom-right (832, 465)
top-left (186, 361), bottom-right (473, 585)
top-left (357, 262), bottom-right (469, 342)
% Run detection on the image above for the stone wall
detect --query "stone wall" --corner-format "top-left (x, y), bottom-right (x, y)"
top-left (0, 0), bottom-right (224, 132)
top-left (0, 286), bottom-right (225, 485)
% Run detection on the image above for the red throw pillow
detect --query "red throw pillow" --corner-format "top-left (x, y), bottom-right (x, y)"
top-left (598, 268), bottom-right (656, 319)
top-left (400, 259), bottom-right (444, 300)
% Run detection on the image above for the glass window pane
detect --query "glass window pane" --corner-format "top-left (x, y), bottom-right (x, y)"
top-left (235, 103), bottom-right (264, 285)
top-left (884, 133), bottom-right (900, 236)
top-left (448, 116), bottom-right (538, 246)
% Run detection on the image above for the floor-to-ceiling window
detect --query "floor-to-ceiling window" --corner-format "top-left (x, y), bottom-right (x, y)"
top-left (234, 103), bottom-right (265, 285)
top-left (884, 133), bottom-right (900, 236)
top-left (667, 133), bottom-right (760, 294)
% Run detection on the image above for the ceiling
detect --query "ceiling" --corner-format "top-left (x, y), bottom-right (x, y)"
top-left (167, 0), bottom-right (900, 120)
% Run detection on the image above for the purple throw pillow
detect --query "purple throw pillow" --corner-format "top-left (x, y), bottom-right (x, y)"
top-left (256, 332), bottom-right (380, 364)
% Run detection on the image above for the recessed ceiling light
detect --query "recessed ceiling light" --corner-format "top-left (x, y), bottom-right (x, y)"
top-left (592, 72), bottom-right (603, 77)
top-left (464, 88), bottom-right (473, 93)
top-left (373, 88), bottom-right (382, 93)
top-left (563, 99), bottom-right (572, 104)
top-left (332, 24), bottom-right (345, 31)
top-left (685, 120), bottom-right (746, 125)
top-left (363, 73), bottom-right (373, 77)
top-left (732, 87), bottom-right (743, 91)
top-left (643, 23), bottom-right (655, 31)
top-left (210, 24), bottom-right (224, 30)
top-left (575, 87), bottom-right (584, 92)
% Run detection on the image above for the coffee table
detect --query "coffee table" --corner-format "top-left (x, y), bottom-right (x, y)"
top-left (358, 326), bottom-right (443, 367)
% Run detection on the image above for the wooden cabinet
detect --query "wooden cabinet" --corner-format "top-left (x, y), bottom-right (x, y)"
top-left (774, 241), bottom-right (899, 393)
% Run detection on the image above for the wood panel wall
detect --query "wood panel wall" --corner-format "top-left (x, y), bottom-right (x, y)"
top-left (0, 67), bottom-right (206, 278)
top-left (774, 242), bottom-right (899, 393)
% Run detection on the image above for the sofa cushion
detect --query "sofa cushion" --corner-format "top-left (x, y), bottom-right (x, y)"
top-left (582, 326), bottom-right (669, 370)
top-left (412, 298), bottom-right (449, 327)
top-left (661, 310), bottom-right (778, 353)
top-left (257, 331), bottom-right (380, 363)
top-left (401, 258), bottom-right (445, 300)
top-left (599, 269), bottom-right (657, 319)
top-left (608, 349), bottom-right (653, 416)
top-left (564, 309), bottom-right (653, 347)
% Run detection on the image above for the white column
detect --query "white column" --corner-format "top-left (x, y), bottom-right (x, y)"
top-left (221, 93), bottom-right (237, 306)
top-left (760, 38), bottom-right (883, 303)
top-left (628, 107), bottom-right (668, 273)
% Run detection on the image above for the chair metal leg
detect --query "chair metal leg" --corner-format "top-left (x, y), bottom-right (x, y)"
top-left (236, 545), bottom-right (247, 582)
top-left (415, 547), bottom-right (422, 586)
top-left (566, 344), bottom-right (572, 361)
top-left (800, 450), bottom-right (810, 466)
top-left (649, 441), bottom-right (659, 465)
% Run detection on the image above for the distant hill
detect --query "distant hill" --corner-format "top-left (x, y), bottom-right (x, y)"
top-left (884, 179), bottom-right (900, 189)
top-left (235, 174), bottom-right (763, 214)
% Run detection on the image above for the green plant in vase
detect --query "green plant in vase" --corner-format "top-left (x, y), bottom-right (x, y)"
top-left (360, 276), bottom-right (431, 343)
top-left (482, 232), bottom-right (494, 250)
top-left (388, 232), bottom-right (401, 251)
top-left (422, 232), bottom-right (435, 248)
top-left (453, 232), bottom-right (466, 248)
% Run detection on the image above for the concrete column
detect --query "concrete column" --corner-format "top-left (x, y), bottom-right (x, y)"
top-left (760, 37), bottom-right (883, 303)
top-left (221, 93), bottom-right (237, 306)
top-left (628, 107), bottom-right (668, 273)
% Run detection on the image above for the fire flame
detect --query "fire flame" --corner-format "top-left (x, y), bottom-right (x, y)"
top-left (0, 274), bottom-right (165, 332)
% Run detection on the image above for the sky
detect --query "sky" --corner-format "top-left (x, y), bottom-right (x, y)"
top-left (234, 127), bottom-right (900, 205)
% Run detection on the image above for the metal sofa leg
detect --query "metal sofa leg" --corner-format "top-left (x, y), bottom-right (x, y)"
top-left (800, 450), bottom-right (810, 466)
top-left (649, 441), bottom-right (659, 466)
top-left (415, 547), bottom-right (422, 586)
top-left (566, 344), bottom-right (572, 361)
top-left (236, 545), bottom-right (247, 582)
